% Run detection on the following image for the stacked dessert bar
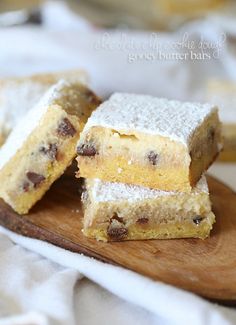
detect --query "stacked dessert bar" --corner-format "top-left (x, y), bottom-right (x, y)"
top-left (76, 93), bottom-right (222, 241)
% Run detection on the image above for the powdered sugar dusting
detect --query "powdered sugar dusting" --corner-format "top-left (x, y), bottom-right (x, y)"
top-left (90, 176), bottom-right (208, 203)
top-left (0, 71), bottom-right (87, 139)
top-left (0, 81), bottom-right (50, 137)
top-left (37, 79), bottom-right (69, 107)
top-left (85, 93), bottom-right (217, 146)
top-left (0, 79), bottom-right (71, 169)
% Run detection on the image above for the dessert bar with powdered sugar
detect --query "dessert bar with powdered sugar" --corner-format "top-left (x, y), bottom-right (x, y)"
top-left (0, 79), bottom-right (101, 214)
top-left (76, 93), bottom-right (222, 192)
top-left (82, 176), bottom-right (215, 241)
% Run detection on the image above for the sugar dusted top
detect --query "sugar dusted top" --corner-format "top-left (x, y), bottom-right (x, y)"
top-left (0, 75), bottom-right (86, 136)
top-left (90, 176), bottom-right (208, 203)
top-left (85, 93), bottom-right (217, 146)
top-left (0, 79), bottom-right (75, 169)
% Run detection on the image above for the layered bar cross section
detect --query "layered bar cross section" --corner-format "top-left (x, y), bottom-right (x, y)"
top-left (77, 93), bottom-right (222, 192)
top-left (82, 176), bottom-right (215, 242)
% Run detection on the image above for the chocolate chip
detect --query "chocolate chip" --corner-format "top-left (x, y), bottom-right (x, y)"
top-left (39, 143), bottom-right (58, 160)
top-left (136, 217), bottom-right (149, 224)
top-left (77, 143), bottom-right (97, 156)
top-left (26, 172), bottom-right (45, 188)
top-left (190, 145), bottom-right (202, 160)
top-left (22, 181), bottom-right (30, 192)
top-left (193, 216), bottom-right (204, 225)
top-left (207, 127), bottom-right (215, 142)
top-left (107, 226), bottom-right (128, 240)
top-left (27, 8), bottom-right (42, 25)
top-left (84, 89), bottom-right (101, 106)
top-left (147, 151), bottom-right (159, 165)
top-left (57, 118), bottom-right (76, 137)
top-left (111, 213), bottom-right (124, 224)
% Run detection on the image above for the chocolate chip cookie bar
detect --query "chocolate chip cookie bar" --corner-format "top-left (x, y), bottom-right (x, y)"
top-left (206, 79), bottom-right (236, 162)
top-left (82, 176), bottom-right (215, 241)
top-left (0, 80), bottom-right (100, 214)
top-left (76, 93), bottom-right (222, 192)
top-left (0, 69), bottom-right (88, 146)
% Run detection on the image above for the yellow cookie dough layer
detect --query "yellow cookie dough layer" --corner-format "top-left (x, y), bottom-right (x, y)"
top-left (84, 219), bottom-right (215, 242)
top-left (0, 80), bottom-right (101, 214)
top-left (82, 178), bottom-right (215, 242)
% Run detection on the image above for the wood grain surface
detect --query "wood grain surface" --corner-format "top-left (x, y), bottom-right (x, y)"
top-left (0, 175), bottom-right (235, 303)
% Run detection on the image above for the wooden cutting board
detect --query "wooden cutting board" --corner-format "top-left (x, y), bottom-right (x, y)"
top-left (0, 175), bottom-right (235, 304)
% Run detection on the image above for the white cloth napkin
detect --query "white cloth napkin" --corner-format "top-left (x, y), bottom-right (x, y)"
top-left (0, 2), bottom-right (236, 325)
top-left (0, 216), bottom-right (235, 325)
